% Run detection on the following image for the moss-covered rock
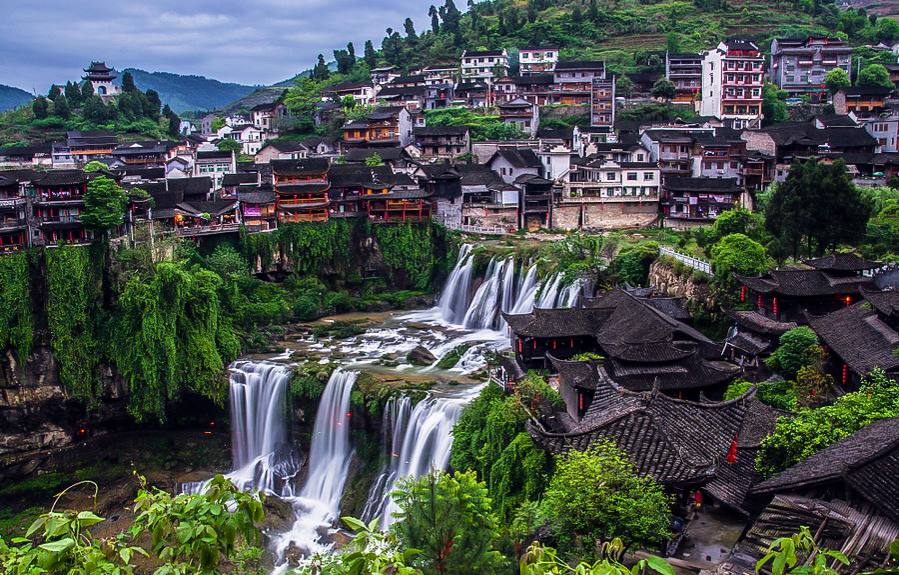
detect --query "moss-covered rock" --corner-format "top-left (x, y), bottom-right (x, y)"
top-left (351, 371), bottom-right (434, 418)
top-left (289, 361), bottom-right (338, 402)
top-left (435, 343), bottom-right (476, 370)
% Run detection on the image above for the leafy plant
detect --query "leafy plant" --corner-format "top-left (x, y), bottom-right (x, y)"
top-left (520, 539), bottom-right (675, 575)
top-left (756, 526), bottom-right (848, 575)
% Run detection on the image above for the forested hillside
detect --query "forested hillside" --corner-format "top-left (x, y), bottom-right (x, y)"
top-left (122, 69), bottom-right (257, 113)
top-left (0, 84), bottom-right (32, 113)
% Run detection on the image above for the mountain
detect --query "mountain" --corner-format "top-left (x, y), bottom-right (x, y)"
top-left (122, 68), bottom-right (258, 114)
top-left (0, 84), bottom-right (33, 112)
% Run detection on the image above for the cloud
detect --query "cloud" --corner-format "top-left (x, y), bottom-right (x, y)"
top-left (0, 0), bottom-right (429, 92)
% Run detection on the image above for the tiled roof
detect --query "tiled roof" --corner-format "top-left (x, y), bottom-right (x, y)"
top-left (271, 157), bottom-right (330, 175)
top-left (805, 252), bottom-right (881, 272)
top-left (221, 172), bottom-right (258, 187)
top-left (727, 310), bottom-right (798, 335)
top-left (736, 267), bottom-right (873, 297)
top-left (413, 126), bottom-right (469, 137)
top-left (490, 147), bottom-right (542, 169)
top-left (806, 301), bottom-right (899, 375)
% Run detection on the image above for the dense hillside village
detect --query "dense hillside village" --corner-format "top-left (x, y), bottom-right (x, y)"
top-left (1, 0), bottom-right (899, 574)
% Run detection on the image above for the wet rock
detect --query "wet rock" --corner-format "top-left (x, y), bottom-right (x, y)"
top-left (406, 345), bottom-right (437, 365)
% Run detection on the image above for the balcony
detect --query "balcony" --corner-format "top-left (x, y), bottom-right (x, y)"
top-left (278, 198), bottom-right (329, 208)
top-left (176, 223), bottom-right (242, 237)
top-left (0, 218), bottom-right (26, 232)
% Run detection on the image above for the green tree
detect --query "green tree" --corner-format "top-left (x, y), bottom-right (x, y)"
top-left (121, 70), bottom-right (137, 92)
top-left (81, 175), bottom-right (127, 235)
top-left (82, 160), bottom-right (109, 173)
top-left (210, 117), bottom-right (226, 132)
top-left (762, 82), bottom-right (788, 125)
top-left (391, 470), bottom-right (506, 575)
top-left (64, 81), bottom-right (82, 106)
top-left (651, 78), bottom-right (676, 100)
top-left (710, 233), bottom-right (769, 284)
top-left (284, 77), bottom-right (327, 133)
top-left (217, 138), bottom-right (243, 153)
top-left (365, 39), bottom-right (378, 67)
top-left (666, 32), bottom-right (682, 54)
top-left (712, 207), bottom-right (764, 241)
top-left (81, 80), bottom-right (94, 99)
top-left (312, 54), bottom-right (330, 80)
top-left (48, 84), bottom-right (62, 100)
top-left (365, 152), bottom-right (385, 166)
top-left (521, 540), bottom-right (676, 575)
top-left (52, 94), bottom-right (71, 119)
top-left (541, 441), bottom-right (672, 558)
top-left (857, 63), bottom-right (893, 90)
top-left (765, 159), bottom-right (871, 258)
top-left (612, 241), bottom-right (659, 286)
top-left (825, 68), bottom-right (851, 95)
top-left (765, 326), bottom-right (819, 379)
top-left (616, 75), bottom-right (635, 98)
top-left (32, 95), bottom-right (49, 119)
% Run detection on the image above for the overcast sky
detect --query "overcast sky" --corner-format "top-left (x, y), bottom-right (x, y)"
top-left (0, 0), bottom-right (430, 93)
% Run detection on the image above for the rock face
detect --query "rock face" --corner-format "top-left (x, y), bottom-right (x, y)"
top-left (648, 260), bottom-right (717, 310)
top-left (0, 345), bottom-right (129, 480)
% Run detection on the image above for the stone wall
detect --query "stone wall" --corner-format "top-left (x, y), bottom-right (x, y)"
top-left (648, 258), bottom-right (716, 309)
top-left (552, 201), bottom-right (659, 231)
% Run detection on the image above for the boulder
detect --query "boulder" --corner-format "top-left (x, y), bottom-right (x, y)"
top-left (406, 345), bottom-right (437, 365)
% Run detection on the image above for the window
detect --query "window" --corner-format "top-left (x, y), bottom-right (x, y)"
top-left (644, 172), bottom-right (655, 181)
top-left (606, 172), bottom-right (616, 181)
top-left (636, 153), bottom-right (645, 161)
top-left (627, 172), bottom-right (638, 181)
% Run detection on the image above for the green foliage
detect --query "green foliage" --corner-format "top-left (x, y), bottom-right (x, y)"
top-left (436, 343), bottom-right (474, 369)
top-left (765, 159), bottom-right (871, 259)
top-left (725, 379), bottom-right (797, 411)
top-left (81, 175), bottom-right (128, 233)
top-left (216, 138), bottom-right (242, 153)
top-left (765, 326), bottom-right (819, 379)
top-left (520, 540), bottom-right (676, 575)
top-left (762, 82), bottom-right (789, 126)
top-left (651, 78), bottom-right (676, 100)
top-left (0, 252), bottom-right (33, 360)
top-left (365, 152), bottom-right (385, 166)
top-left (31, 96), bottom-right (48, 119)
top-left (82, 160), bottom-right (109, 173)
top-left (541, 440), bottom-right (672, 558)
top-left (756, 526), bottom-right (848, 575)
top-left (391, 470), bottom-right (507, 575)
top-left (294, 516), bottom-right (421, 575)
top-left (710, 233), bottom-right (769, 285)
top-left (756, 367), bottom-right (899, 477)
top-left (373, 223), bottom-right (441, 290)
top-left (130, 474), bottom-right (264, 573)
top-left (424, 107), bottom-right (525, 141)
top-left (611, 241), bottom-right (659, 286)
top-left (46, 246), bottom-right (100, 405)
top-left (825, 68), bottom-right (851, 94)
top-left (711, 208), bottom-right (765, 243)
top-left (109, 261), bottom-right (238, 422)
top-left (616, 103), bottom-right (696, 124)
top-left (290, 361), bottom-right (337, 401)
top-left (857, 63), bottom-right (893, 90)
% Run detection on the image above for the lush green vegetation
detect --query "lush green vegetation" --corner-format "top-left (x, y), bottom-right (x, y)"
top-left (424, 107), bottom-right (526, 142)
top-left (725, 378), bottom-right (797, 411)
top-left (0, 252), bottom-right (33, 361)
top-left (0, 475), bottom-right (265, 575)
top-left (756, 368), bottom-right (899, 477)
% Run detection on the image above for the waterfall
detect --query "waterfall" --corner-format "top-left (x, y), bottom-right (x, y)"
top-left (273, 369), bottom-right (358, 563)
top-left (510, 265), bottom-right (538, 314)
top-left (362, 386), bottom-right (482, 529)
top-left (437, 244), bottom-right (474, 324)
top-left (181, 361), bottom-right (299, 496)
top-left (535, 274), bottom-right (563, 308)
top-left (462, 258), bottom-right (503, 330)
top-left (360, 395), bottom-right (412, 523)
top-left (558, 278), bottom-right (585, 308)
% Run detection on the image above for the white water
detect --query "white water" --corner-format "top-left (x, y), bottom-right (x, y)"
top-left (362, 385), bottom-right (483, 529)
top-left (181, 361), bottom-right (299, 497)
top-left (437, 244), bottom-right (475, 325)
top-left (272, 369), bottom-right (357, 567)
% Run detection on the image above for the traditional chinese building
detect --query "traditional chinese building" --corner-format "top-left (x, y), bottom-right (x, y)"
top-left (82, 62), bottom-right (120, 100)
top-left (0, 174), bottom-right (28, 251)
top-left (238, 185), bottom-right (277, 231)
top-left (272, 158), bottom-right (331, 223)
top-left (31, 170), bottom-right (101, 245)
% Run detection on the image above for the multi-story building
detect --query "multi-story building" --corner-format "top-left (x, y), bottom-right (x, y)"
top-left (498, 98), bottom-right (540, 137)
top-left (110, 141), bottom-right (172, 167)
top-left (82, 62), bottom-right (121, 101)
top-left (370, 66), bottom-right (400, 86)
top-left (325, 81), bottom-right (378, 105)
top-left (770, 37), bottom-right (852, 102)
top-left (31, 170), bottom-right (101, 245)
top-left (0, 174), bottom-right (28, 251)
top-left (419, 64), bottom-right (458, 85)
top-left (555, 156), bottom-right (661, 230)
top-left (193, 150), bottom-right (236, 189)
top-left (272, 158), bottom-right (330, 223)
top-left (553, 61), bottom-right (607, 105)
top-left (833, 86), bottom-right (891, 118)
top-left (52, 131), bottom-right (119, 167)
top-left (519, 47), bottom-right (559, 75)
top-left (251, 100), bottom-right (289, 132)
top-left (664, 176), bottom-right (742, 226)
top-left (665, 52), bottom-right (703, 103)
top-left (590, 77), bottom-right (616, 127)
top-left (412, 126), bottom-right (471, 159)
top-left (494, 75), bottom-right (555, 105)
top-left (341, 106), bottom-right (413, 149)
top-left (700, 40), bottom-right (764, 128)
top-left (460, 49), bottom-right (510, 82)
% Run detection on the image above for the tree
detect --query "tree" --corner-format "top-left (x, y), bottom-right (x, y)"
top-left (710, 233), bottom-right (769, 284)
top-left (541, 441), bottom-right (671, 558)
top-left (144, 89), bottom-right (162, 120)
top-left (52, 94), bottom-right (71, 119)
top-left (857, 63), bottom-right (893, 90)
top-left (217, 139), bottom-right (243, 153)
top-left (762, 82), bottom-right (788, 125)
top-left (588, 0), bottom-right (599, 20)
top-left (284, 77), bottom-right (326, 133)
top-left (82, 160), bottom-right (109, 173)
top-left (347, 42), bottom-right (356, 63)
top-left (163, 104), bottom-right (181, 138)
top-left (615, 75), bottom-right (635, 98)
top-left (825, 68), bottom-right (851, 95)
top-left (32, 96), bottom-right (49, 119)
top-left (48, 84), bottom-right (62, 100)
top-left (80, 175), bottom-right (127, 235)
top-left (765, 326), bottom-right (819, 379)
top-left (81, 80), bottom-right (94, 98)
top-left (712, 207), bottom-right (764, 241)
top-left (651, 78), bottom-right (676, 100)
top-left (312, 54), bottom-right (330, 80)
top-left (391, 470), bottom-right (506, 575)
top-left (121, 70), bottom-right (137, 92)
top-left (765, 159), bottom-right (871, 258)
top-left (572, 4), bottom-right (584, 22)
top-left (404, 17), bottom-right (418, 40)
top-left (429, 5), bottom-right (441, 33)
top-left (210, 117), bottom-right (226, 132)
top-left (666, 32), bottom-right (682, 54)
top-left (64, 81), bottom-right (82, 107)
top-left (365, 40), bottom-right (378, 68)
top-left (365, 153), bottom-right (385, 166)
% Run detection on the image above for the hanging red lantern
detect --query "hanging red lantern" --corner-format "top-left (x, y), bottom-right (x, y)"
top-left (772, 297), bottom-right (779, 317)
top-left (740, 286), bottom-right (746, 302)
top-left (757, 295), bottom-right (763, 309)
top-left (842, 364), bottom-right (849, 386)
top-left (726, 434), bottom-right (739, 464)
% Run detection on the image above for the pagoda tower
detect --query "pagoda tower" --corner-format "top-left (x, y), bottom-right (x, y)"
top-left (83, 61), bottom-right (120, 101)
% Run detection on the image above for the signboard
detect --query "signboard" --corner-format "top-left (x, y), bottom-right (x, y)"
top-left (243, 207), bottom-right (262, 216)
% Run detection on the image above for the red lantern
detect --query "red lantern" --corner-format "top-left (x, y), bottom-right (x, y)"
top-left (757, 295), bottom-right (763, 309)
top-left (578, 392), bottom-right (584, 411)
top-left (842, 364), bottom-right (849, 386)
top-left (726, 434), bottom-right (739, 464)
top-left (740, 286), bottom-right (746, 302)
top-left (772, 297), bottom-right (779, 318)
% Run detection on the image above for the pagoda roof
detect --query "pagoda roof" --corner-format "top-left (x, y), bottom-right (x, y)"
top-left (860, 286), bottom-right (899, 318)
top-left (805, 252), bottom-right (882, 272)
top-left (727, 310), bottom-right (798, 335)
top-left (735, 268), bottom-right (873, 297)
top-left (528, 380), bottom-right (755, 486)
top-left (32, 170), bottom-right (93, 186)
top-left (805, 301), bottom-right (899, 376)
top-left (271, 157), bottom-right (330, 176)
top-left (221, 172), bottom-right (258, 187)
top-left (752, 418), bottom-right (899, 522)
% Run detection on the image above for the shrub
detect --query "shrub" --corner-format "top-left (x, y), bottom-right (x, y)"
top-left (765, 326), bottom-right (819, 379)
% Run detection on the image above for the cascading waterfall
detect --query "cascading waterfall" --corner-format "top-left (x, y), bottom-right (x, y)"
top-left (437, 244), bottom-right (475, 324)
top-left (360, 395), bottom-right (412, 522)
top-left (362, 385), bottom-right (483, 529)
top-left (181, 361), bottom-right (299, 496)
top-left (273, 369), bottom-right (358, 563)
top-left (510, 265), bottom-right (539, 314)
top-left (535, 273), bottom-right (563, 308)
top-left (462, 258), bottom-right (504, 330)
